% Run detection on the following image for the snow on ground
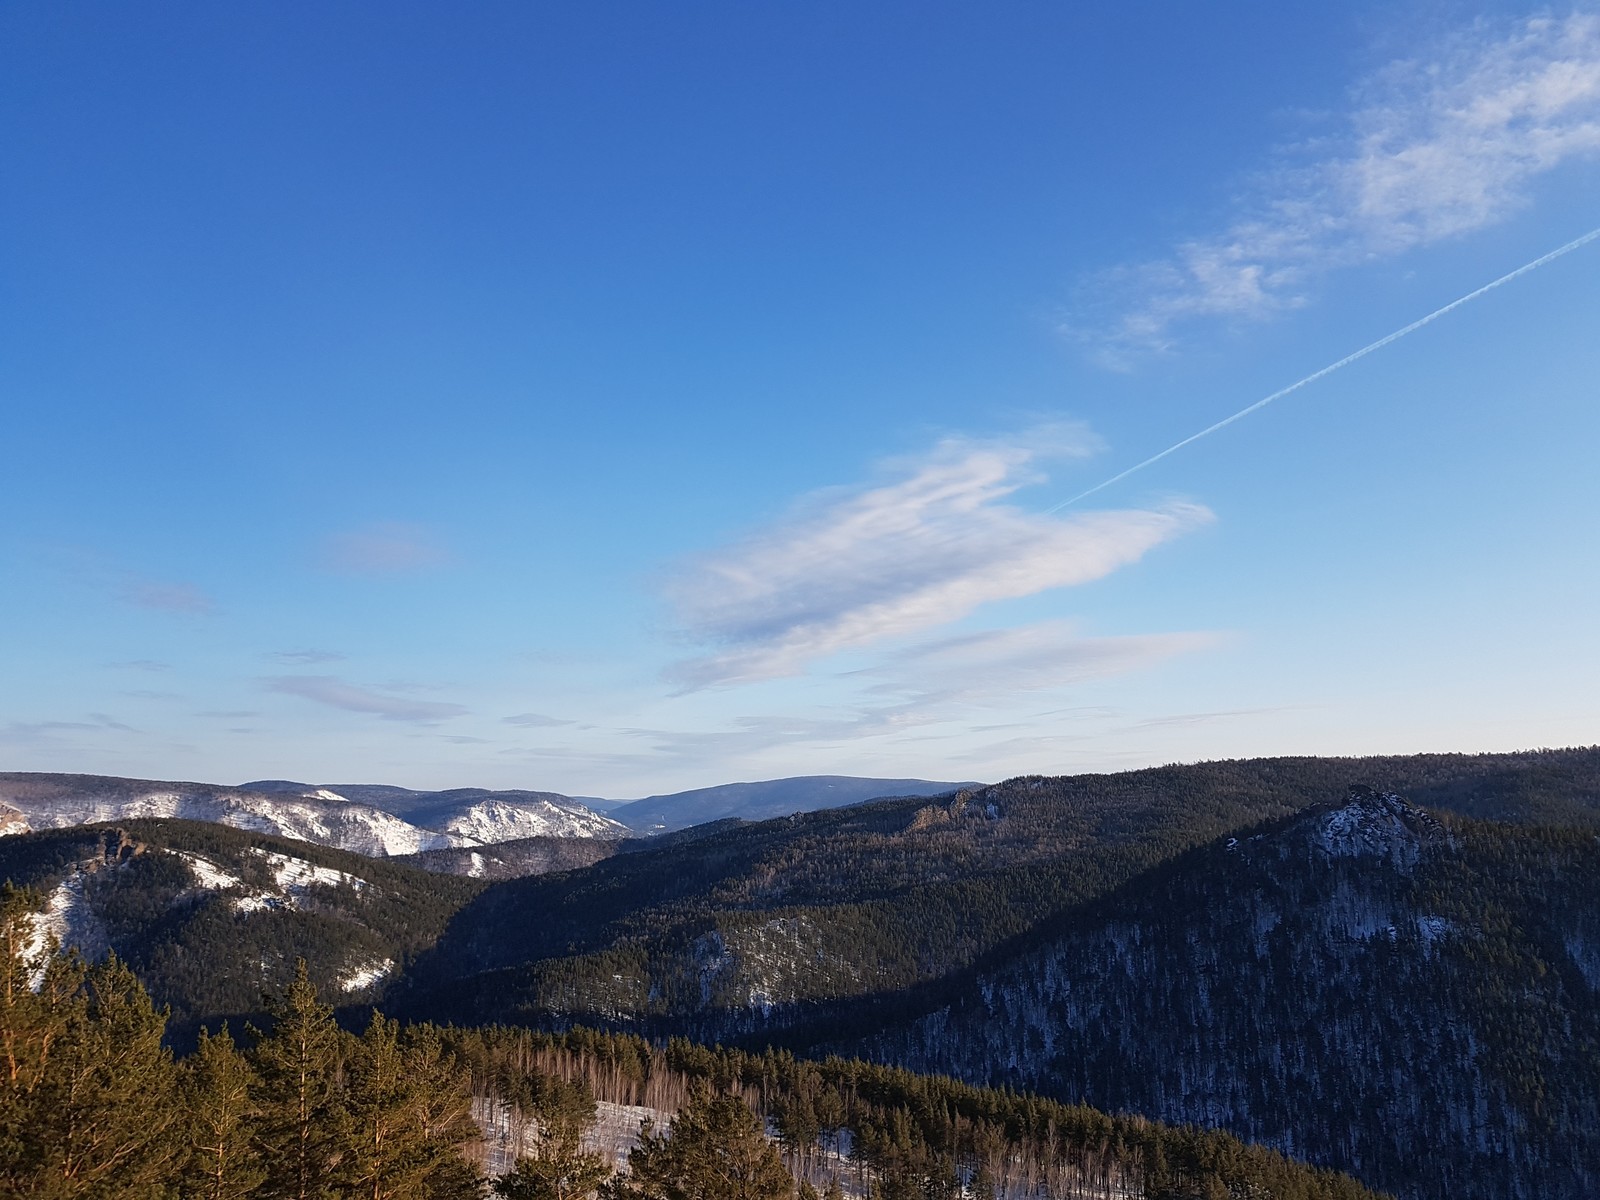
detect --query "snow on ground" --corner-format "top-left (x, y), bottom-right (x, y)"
top-left (252, 848), bottom-right (367, 893)
top-left (174, 851), bottom-right (245, 891)
top-left (1416, 915), bottom-right (1453, 953)
top-left (168, 848), bottom-right (377, 915)
top-left (473, 1097), bottom-right (672, 1178)
top-left (439, 798), bottom-right (627, 845)
top-left (3, 785), bottom-right (466, 857)
top-left (338, 957), bottom-right (394, 993)
top-left (23, 874), bottom-right (108, 986)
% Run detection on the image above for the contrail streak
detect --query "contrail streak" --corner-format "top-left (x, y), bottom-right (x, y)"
top-left (1051, 226), bottom-right (1600, 510)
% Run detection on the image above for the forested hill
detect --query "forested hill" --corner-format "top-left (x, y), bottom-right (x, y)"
top-left (390, 747), bottom-right (1600, 1036)
top-left (846, 788), bottom-right (1600, 1200)
top-left (0, 818), bottom-right (481, 1031)
top-left (0, 887), bottom-right (1387, 1200)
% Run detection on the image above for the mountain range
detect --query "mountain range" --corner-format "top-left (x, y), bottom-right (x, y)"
top-left (3, 747), bottom-right (1598, 1199)
top-left (0, 772), bottom-right (971, 859)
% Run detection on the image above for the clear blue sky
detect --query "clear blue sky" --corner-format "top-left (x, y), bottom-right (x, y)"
top-left (4, 2), bottom-right (1597, 796)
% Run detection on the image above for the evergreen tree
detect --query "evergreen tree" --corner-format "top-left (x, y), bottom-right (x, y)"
top-left (28, 954), bottom-right (182, 1199)
top-left (0, 883), bottom-right (65, 1180)
top-left (620, 1085), bottom-right (793, 1200)
top-left (253, 960), bottom-right (348, 1200)
top-left (400, 1023), bottom-right (486, 1200)
top-left (181, 1024), bottom-right (266, 1200)
top-left (494, 1074), bottom-right (610, 1200)
top-left (344, 1012), bottom-right (439, 1200)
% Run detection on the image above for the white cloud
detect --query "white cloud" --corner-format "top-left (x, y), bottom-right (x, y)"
top-left (503, 712), bottom-right (573, 728)
top-left (1091, 13), bottom-right (1600, 356)
top-left (271, 649), bottom-right (346, 665)
top-left (862, 620), bottom-right (1225, 705)
top-left (320, 522), bottom-right (449, 575)
top-left (265, 675), bottom-right (467, 722)
top-left (664, 427), bottom-right (1212, 687)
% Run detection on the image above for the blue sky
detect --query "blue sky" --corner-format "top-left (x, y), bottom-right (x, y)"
top-left (3, 3), bottom-right (1597, 796)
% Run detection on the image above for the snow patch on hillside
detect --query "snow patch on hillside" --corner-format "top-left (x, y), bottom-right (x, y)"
top-left (692, 916), bottom-right (850, 1013)
top-left (438, 798), bottom-right (627, 844)
top-left (23, 875), bottom-right (108, 986)
top-left (175, 851), bottom-right (245, 891)
top-left (338, 957), bottom-right (394, 993)
top-left (254, 848), bottom-right (366, 893)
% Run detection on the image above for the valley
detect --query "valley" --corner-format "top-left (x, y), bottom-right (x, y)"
top-left (2, 747), bottom-right (1598, 1199)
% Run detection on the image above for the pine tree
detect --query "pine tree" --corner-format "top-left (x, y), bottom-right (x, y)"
top-left (29, 954), bottom-right (183, 1199)
top-left (1, 885), bottom-right (54, 1172)
top-left (620, 1085), bottom-right (793, 1200)
top-left (400, 1023), bottom-right (485, 1200)
top-left (494, 1074), bottom-right (610, 1200)
top-left (181, 1024), bottom-right (266, 1200)
top-left (253, 960), bottom-right (348, 1200)
top-left (345, 1017), bottom-right (483, 1200)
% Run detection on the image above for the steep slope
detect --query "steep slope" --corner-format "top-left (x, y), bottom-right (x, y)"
top-left (395, 834), bottom-right (620, 880)
top-left (392, 748), bottom-right (1600, 1039)
top-left (401, 790), bottom-right (628, 841)
top-left (0, 772), bottom-right (626, 856)
top-left (847, 788), bottom-right (1600, 1200)
top-left (606, 775), bottom-right (977, 833)
top-left (0, 773), bottom-right (469, 855)
top-left (243, 779), bottom-right (628, 840)
top-left (0, 818), bottom-right (482, 1029)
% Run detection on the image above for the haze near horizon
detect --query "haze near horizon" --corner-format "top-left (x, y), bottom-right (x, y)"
top-left (3, 3), bottom-right (1597, 794)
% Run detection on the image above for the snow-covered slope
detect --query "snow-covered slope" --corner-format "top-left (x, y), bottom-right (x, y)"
top-left (0, 773), bottom-right (626, 857)
top-left (0, 802), bottom-right (28, 837)
top-left (431, 796), bottom-right (626, 842)
top-left (242, 780), bottom-right (627, 841)
top-left (0, 774), bottom-right (465, 856)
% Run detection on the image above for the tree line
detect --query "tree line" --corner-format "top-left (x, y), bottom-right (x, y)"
top-left (1, 880), bottom-right (1390, 1200)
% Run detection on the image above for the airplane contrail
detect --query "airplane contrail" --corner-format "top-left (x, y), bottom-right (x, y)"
top-left (1051, 226), bottom-right (1600, 511)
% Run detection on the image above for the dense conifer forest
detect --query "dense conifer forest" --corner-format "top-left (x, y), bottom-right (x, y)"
top-left (392, 749), bottom-right (1600, 1037)
top-left (0, 881), bottom-right (1385, 1199)
top-left (0, 820), bottom-right (482, 1036)
top-left (3, 749), bottom-right (1599, 1198)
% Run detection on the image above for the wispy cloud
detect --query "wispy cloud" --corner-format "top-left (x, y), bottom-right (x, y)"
top-left (270, 649), bottom-right (346, 665)
top-left (1129, 706), bottom-right (1295, 730)
top-left (663, 427), bottom-right (1211, 688)
top-left (320, 522), bottom-right (449, 575)
top-left (121, 579), bottom-right (216, 615)
top-left (862, 620), bottom-right (1225, 705)
top-left (265, 675), bottom-right (467, 722)
top-left (503, 712), bottom-right (574, 728)
top-left (1087, 13), bottom-right (1600, 358)
top-left (107, 659), bottom-right (170, 672)
top-left (0, 713), bottom-right (136, 747)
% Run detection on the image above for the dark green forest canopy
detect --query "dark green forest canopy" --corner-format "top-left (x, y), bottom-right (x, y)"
top-left (0, 876), bottom-right (1391, 1200)
top-left (391, 747), bottom-right (1600, 1031)
top-left (0, 819), bottom-right (482, 1032)
top-left (1, 747), bottom-right (1596, 1040)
